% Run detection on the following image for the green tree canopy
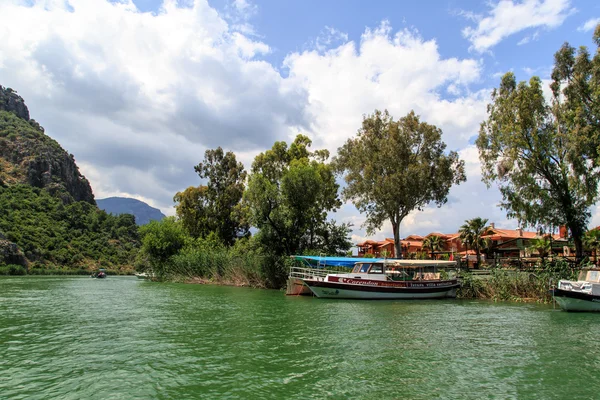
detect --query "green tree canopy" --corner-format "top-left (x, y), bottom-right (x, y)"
top-left (477, 26), bottom-right (600, 258)
top-left (175, 147), bottom-right (248, 245)
top-left (245, 134), bottom-right (346, 256)
top-left (334, 110), bottom-right (466, 258)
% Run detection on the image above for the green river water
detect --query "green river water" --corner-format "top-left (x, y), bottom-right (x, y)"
top-left (1, 276), bottom-right (600, 399)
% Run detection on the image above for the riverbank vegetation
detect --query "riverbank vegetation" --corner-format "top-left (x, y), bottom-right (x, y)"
top-left (458, 260), bottom-right (578, 303)
top-left (0, 185), bottom-right (139, 273)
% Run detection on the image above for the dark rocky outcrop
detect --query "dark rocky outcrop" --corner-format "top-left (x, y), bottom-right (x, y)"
top-left (0, 237), bottom-right (28, 268)
top-left (0, 86), bottom-right (29, 120)
top-left (0, 85), bottom-right (95, 204)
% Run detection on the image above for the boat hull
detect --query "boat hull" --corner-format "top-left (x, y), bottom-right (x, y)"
top-left (303, 279), bottom-right (459, 300)
top-left (551, 288), bottom-right (600, 312)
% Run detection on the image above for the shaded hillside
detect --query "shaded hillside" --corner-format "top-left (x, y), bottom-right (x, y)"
top-left (0, 185), bottom-right (138, 270)
top-left (97, 197), bottom-right (166, 225)
top-left (0, 86), bottom-right (94, 204)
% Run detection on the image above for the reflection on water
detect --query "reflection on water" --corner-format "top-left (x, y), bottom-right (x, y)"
top-left (1, 276), bottom-right (600, 399)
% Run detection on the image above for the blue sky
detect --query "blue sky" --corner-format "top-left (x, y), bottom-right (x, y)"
top-left (2, 0), bottom-right (600, 243)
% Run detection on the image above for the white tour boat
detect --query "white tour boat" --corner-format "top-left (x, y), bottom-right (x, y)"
top-left (551, 269), bottom-right (600, 312)
top-left (288, 257), bottom-right (459, 299)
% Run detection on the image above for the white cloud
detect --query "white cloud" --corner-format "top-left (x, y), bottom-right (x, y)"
top-left (463, 0), bottom-right (574, 53)
top-left (284, 25), bottom-right (499, 239)
top-left (578, 18), bottom-right (600, 32)
top-left (0, 0), bottom-right (309, 210)
top-left (0, 1), bottom-right (514, 242)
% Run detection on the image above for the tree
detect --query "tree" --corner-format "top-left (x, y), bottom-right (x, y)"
top-left (335, 110), bottom-right (466, 258)
top-left (458, 217), bottom-right (488, 268)
top-left (175, 147), bottom-right (248, 245)
top-left (173, 185), bottom-right (210, 239)
top-left (422, 235), bottom-right (443, 260)
top-left (584, 229), bottom-right (600, 266)
top-left (245, 135), bottom-right (345, 256)
top-left (477, 27), bottom-right (600, 259)
top-left (528, 237), bottom-right (552, 265)
top-left (458, 223), bottom-right (473, 268)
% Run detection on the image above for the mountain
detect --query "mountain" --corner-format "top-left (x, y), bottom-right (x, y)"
top-left (97, 197), bottom-right (166, 225)
top-left (0, 85), bottom-right (139, 272)
top-left (0, 86), bottom-right (95, 204)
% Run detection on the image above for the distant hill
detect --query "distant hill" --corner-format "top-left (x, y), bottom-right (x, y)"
top-left (97, 197), bottom-right (165, 225)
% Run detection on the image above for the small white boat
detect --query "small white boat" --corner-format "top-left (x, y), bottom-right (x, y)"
top-left (135, 272), bottom-right (151, 279)
top-left (293, 259), bottom-right (459, 300)
top-left (551, 269), bottom-right (600, 312)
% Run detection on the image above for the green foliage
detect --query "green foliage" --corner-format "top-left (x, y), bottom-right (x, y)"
top-left (0, 264), bottom-right (27, 275)
top-left (0, 184), bottom-right (139, 271)
top-left (183, 147), bottom-right (249, 245)
top-left (458, 260), bottom-right (577, 302)
top-left (245, 135), bottom-right (348, 256)
top-left (422, 235), bottom-right (443, 259)
top-left (335, 110), bottom-right (466, 257)
top-left (477, 28), bottom-right (600, 258)
top-left (583, 229), bottom-right (600, 266)
top-left (139, 217), bottom-right (187, 277)
top-left (528, 237), bottom-right (552, 263)
top-left (458, 217), bottom-right (489, 267)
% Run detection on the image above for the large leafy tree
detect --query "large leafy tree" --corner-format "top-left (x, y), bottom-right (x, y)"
top-left (173, 185), bottom-right (210, 239)
top-left (245, 135), bottom-right (344, 256)
top-left (477, 26), bottom-right (600, 259)
top-left (175, 147), bottom-right (248, 245)
top-left (335, 110), bottom-right (466, 258)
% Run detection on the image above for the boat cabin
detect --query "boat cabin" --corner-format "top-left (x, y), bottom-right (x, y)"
top-left (351, 261), bottom-right (448, 281)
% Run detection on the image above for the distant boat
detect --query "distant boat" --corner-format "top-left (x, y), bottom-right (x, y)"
top-left (551, 269), bottom-right (600, 312)
top-left (289, 256), bottom-right (459, 299)
top-left (91, 269), bottom-right (107, 279)
top-left (135, 272), bottom-right (151, 279)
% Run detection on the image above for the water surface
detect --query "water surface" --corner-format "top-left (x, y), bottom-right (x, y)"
top-left (1, 276), bottom-right (599, 399)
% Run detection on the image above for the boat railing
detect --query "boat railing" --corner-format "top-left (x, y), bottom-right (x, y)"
top-left (289, 266), bottom-right (331, 281)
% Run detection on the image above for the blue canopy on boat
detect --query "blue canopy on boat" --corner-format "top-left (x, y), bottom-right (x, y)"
top-left (293, 255), bottom-right (385, 268)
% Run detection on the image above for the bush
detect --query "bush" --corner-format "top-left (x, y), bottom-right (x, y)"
top-left (0, 264), bottom-right (27, 275)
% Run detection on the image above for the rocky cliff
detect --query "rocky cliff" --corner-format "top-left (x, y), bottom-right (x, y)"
top-left (0, 86), bottom-right (95, 204)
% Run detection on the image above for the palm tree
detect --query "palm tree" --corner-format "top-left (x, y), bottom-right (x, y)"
top-left (528, 237), bottom-right (551, 264)
top-left (584, 229), bottom-right (600, 266)
top-left (422, 235), bottom-right (443, 259)
top-left (459, 217), bottom-right (489, 268)
top-left (459, 222), bottom-right (474, 268)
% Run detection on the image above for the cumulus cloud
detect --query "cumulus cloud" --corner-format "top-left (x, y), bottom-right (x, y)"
top-left (462, 0), bottom-right (574, 53)
top-left (1, 0), bottom-right (512, 240)
top-left (578, 18), bottom-right (600, 32)
top-left (0, 0), bottom-right (310, 213)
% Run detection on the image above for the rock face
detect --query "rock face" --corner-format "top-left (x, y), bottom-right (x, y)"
top-left (0, 86), bottom-right (29, 120)
top-left (97, 197), bottom-right (166, 225)
top-left (0, 85), bottom-right (95, 204)
top-left (0, 237), bottom-right (28, 267)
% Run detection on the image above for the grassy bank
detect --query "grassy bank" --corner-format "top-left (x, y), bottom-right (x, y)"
top-left (457, 260), bottom-right (578, 303)
top-left (144, 245), bottom-right (293, 289)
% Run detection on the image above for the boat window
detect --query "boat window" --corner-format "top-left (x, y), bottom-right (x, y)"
top-left (352, 265), bottom-right (361, 273)
top-left (358, 264), bottom-right (370, 273)
top-left (368, 264), bottom-right (383, 274)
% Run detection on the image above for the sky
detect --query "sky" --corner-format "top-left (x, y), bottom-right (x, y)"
top-left (1, 0), bottom-right (600, 244)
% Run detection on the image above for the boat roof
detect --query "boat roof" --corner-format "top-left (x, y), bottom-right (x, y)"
top-left (293, 256), bottom-right (385, 268)
top-left (293, 256), bottom-right (456, 268)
